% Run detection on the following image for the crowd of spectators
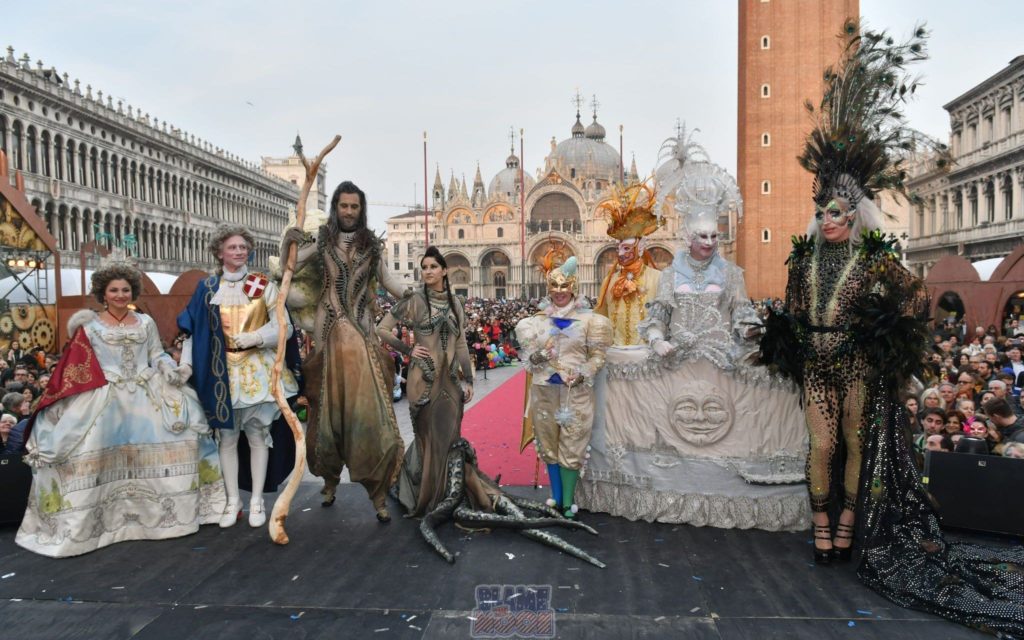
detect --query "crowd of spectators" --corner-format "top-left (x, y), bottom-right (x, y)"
top-left (376, 296), bottom-right (538, 400)
top-left (907, 318), bottom-right (1024, 463)
top-left (0, 347), bottom-right (58, 455)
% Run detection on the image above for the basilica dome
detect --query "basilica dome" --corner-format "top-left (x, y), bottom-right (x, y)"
top-left (488, 151), bottom-right (536, 200)
top-left (548, 112), bottom-right (620, 183)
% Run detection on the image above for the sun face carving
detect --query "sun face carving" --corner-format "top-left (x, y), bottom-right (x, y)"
top-left (667, 380), bottom-right (733, 446)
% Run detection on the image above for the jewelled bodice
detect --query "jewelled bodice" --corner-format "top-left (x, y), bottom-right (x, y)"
top-left (85, 314), bottom-right (165, 382)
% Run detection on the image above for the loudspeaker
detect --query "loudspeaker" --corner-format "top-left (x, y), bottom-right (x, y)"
top-left (924, 450), bottom-right (1024, 537)
top-left (0, 453), bottom-right (31, 525)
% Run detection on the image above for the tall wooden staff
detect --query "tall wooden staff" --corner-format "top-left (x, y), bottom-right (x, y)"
top-left (268, 134), bottom-right (341, 544)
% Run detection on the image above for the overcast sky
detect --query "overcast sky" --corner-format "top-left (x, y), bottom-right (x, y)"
top-left (7, 1), bottom-right (1022, 231)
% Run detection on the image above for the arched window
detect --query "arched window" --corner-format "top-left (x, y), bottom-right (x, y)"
top-left (11, 121), bottom-right (23, 170)
top-left (25, 126), bottom-right (38, 173)
top-left (761, 180), bottom-right (771, 194)
top-left (90, 148), bottom-right (99, 187)
top-left (78, 143), bottom-right (87, 185)
top-left (40, 131), bottom-right (51, 176)
top-left (100, 151), bottom-right (109, 191)
top-left (761, 228), bottom-right (771, 243)
top-left (458, 229), bottom-right (465, 239)
top-left (0, 115), bottom-right (7, 155)
top-left (497, 227), bottom-right (504, 238)
top-left (53, 134), bottom-right (64, 180)
top-left (761, 35), bottom-right (770, 49)
top-left (761, 84), bottom-right (770, 98)
top-left (761, 132), bottom-right (771, 147)
top-left (66, 139), bottom-right (76, 184)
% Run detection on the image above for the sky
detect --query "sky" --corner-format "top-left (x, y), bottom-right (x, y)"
top-left (6, 1), bottom-right (1023, 232)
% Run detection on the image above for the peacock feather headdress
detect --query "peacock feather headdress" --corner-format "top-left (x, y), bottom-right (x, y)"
top-left (799, 19), bottom-right (946, 211)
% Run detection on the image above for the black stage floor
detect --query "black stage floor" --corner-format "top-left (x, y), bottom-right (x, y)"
top-left (0, 483), bottom-right (1015, 640)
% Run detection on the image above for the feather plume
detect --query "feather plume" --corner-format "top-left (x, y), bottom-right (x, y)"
top-left (799, 19), bottom-right (946, 207)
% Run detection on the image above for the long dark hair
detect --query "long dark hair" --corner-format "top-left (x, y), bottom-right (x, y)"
top-left (326, 180), bottom-right (374, 252)
top-left (421, 246), bottom-right (460, 330)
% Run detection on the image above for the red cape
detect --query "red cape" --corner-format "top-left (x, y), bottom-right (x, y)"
top-left (25, 326), bottom-right (107, 440)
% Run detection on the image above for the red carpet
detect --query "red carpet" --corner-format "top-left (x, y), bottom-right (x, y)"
top-left (461, 369), bottom-right (547, 487)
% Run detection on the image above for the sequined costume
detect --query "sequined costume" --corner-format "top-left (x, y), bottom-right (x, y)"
top-left (377, 289), bottom-right (475, 517)
top-left (288, 227), bottom-right (406, 514)
top-left (785, 239), bottom-right (894, 513)
top-left (761, 19), bottom-right (1024, 635)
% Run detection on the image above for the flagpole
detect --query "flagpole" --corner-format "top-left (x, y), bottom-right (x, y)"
top-left (519, 127), bottom-right (526, 299)
top-left (619, 124), bottom-right (624, 183)
top-left (423, 131), bottom-right (429, 248)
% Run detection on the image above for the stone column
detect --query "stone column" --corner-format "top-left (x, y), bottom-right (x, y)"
top-left (1014, 168), bottom-right (1024, 219)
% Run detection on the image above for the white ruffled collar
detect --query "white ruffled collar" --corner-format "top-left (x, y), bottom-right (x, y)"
top-left (211, 267), bottom-right (251, 306)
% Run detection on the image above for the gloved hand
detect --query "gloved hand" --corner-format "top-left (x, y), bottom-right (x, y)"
top-left (529, 350), bottom-right (551, 366)
top-left (566, 373), bottom-right (585, 388)
top-left (280, 227), bottom-right (308, 255)
top-left (158, 361), bottom-right (191, 386)
top-left (232, 332), bottom-right (263, 350)
top-left (169, 364), bottom-right (192, 386)
top-left (652, 340), bottom-right (675, 357)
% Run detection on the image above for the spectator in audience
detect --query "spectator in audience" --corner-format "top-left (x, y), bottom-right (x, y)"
top-left (920, 387), bottom-right (945, 411)
top-left (904, 397), bottom-right (920, 433)
top-left (956, 370), bottom-right (978, 399)
top-left (938, 381), bottom-right (957, 407)
top-left (956, 398), bottom-right (977, 426)
top-left (0, 413), bottom-right (15, 450)
top-left (984, 398), bottom-right (1024, 449)
top-left (1003, 442), bottom-right (1024, 458)
top-left (914, 407), bottom-right (946, 464)
top-left (1002, 344), bottom-right (1023, 391)
top-left (988, 379), bottom-right (1008, 398)
top-left (944, 410), bottom-right (966, 435)
top-left (925, 433), bottom-right (953, 453)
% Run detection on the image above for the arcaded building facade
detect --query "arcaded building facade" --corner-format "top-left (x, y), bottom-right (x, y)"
top-left (0, 46), bottom-right (299, 273)
top-left (905, 55), bottom-right (1024, 277)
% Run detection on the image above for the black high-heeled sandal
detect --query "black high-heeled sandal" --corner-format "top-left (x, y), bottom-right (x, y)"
top-left (813, 523), bottom-right (833, 565)
top-left (832, 522), bottom-right (854, 562)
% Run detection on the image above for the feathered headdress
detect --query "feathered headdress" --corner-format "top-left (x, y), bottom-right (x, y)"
top-left (598, 178), bottom-right (662, 241)
top-left (654, 122), bottom-right (709, 218)
top-left (536, 241), bottom-right (577, 293)
top-left (799, 20), bottom-right (945, 210)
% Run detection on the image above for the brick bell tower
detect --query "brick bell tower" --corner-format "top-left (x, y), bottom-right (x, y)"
top-left (736, 0), bottom-right (860, 300)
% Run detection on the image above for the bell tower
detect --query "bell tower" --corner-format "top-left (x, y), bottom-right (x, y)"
top-left (735, 0), bottom-right (859, 299)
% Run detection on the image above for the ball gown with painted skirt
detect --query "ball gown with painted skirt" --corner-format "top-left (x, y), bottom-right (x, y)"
top-left (16, 311), bottom-right (226, 558)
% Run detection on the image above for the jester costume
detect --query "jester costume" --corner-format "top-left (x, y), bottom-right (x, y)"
top-left (762, 20), bottom-right (1024, 636)
top-left (516, 254), bottom-right (613, 518)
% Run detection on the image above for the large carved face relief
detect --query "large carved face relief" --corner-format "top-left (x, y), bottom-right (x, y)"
top-left (665, 380), bottom-right (733, 447)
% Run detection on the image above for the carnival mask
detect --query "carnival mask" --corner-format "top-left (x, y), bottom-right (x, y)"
top-left (546, 256), bottom-right (579, 295)
top-left (688, 222), bottom-right (719, 262)
top-left (617, 238), bottom-right (642, 266)
top-left (814, 197), bottom-right (854, 223)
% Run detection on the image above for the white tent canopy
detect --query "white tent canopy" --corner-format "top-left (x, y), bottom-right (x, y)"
top-left (971, 257), bottom-right (1003, 282)
top-left (0, 268), bottom-right (182, 304)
